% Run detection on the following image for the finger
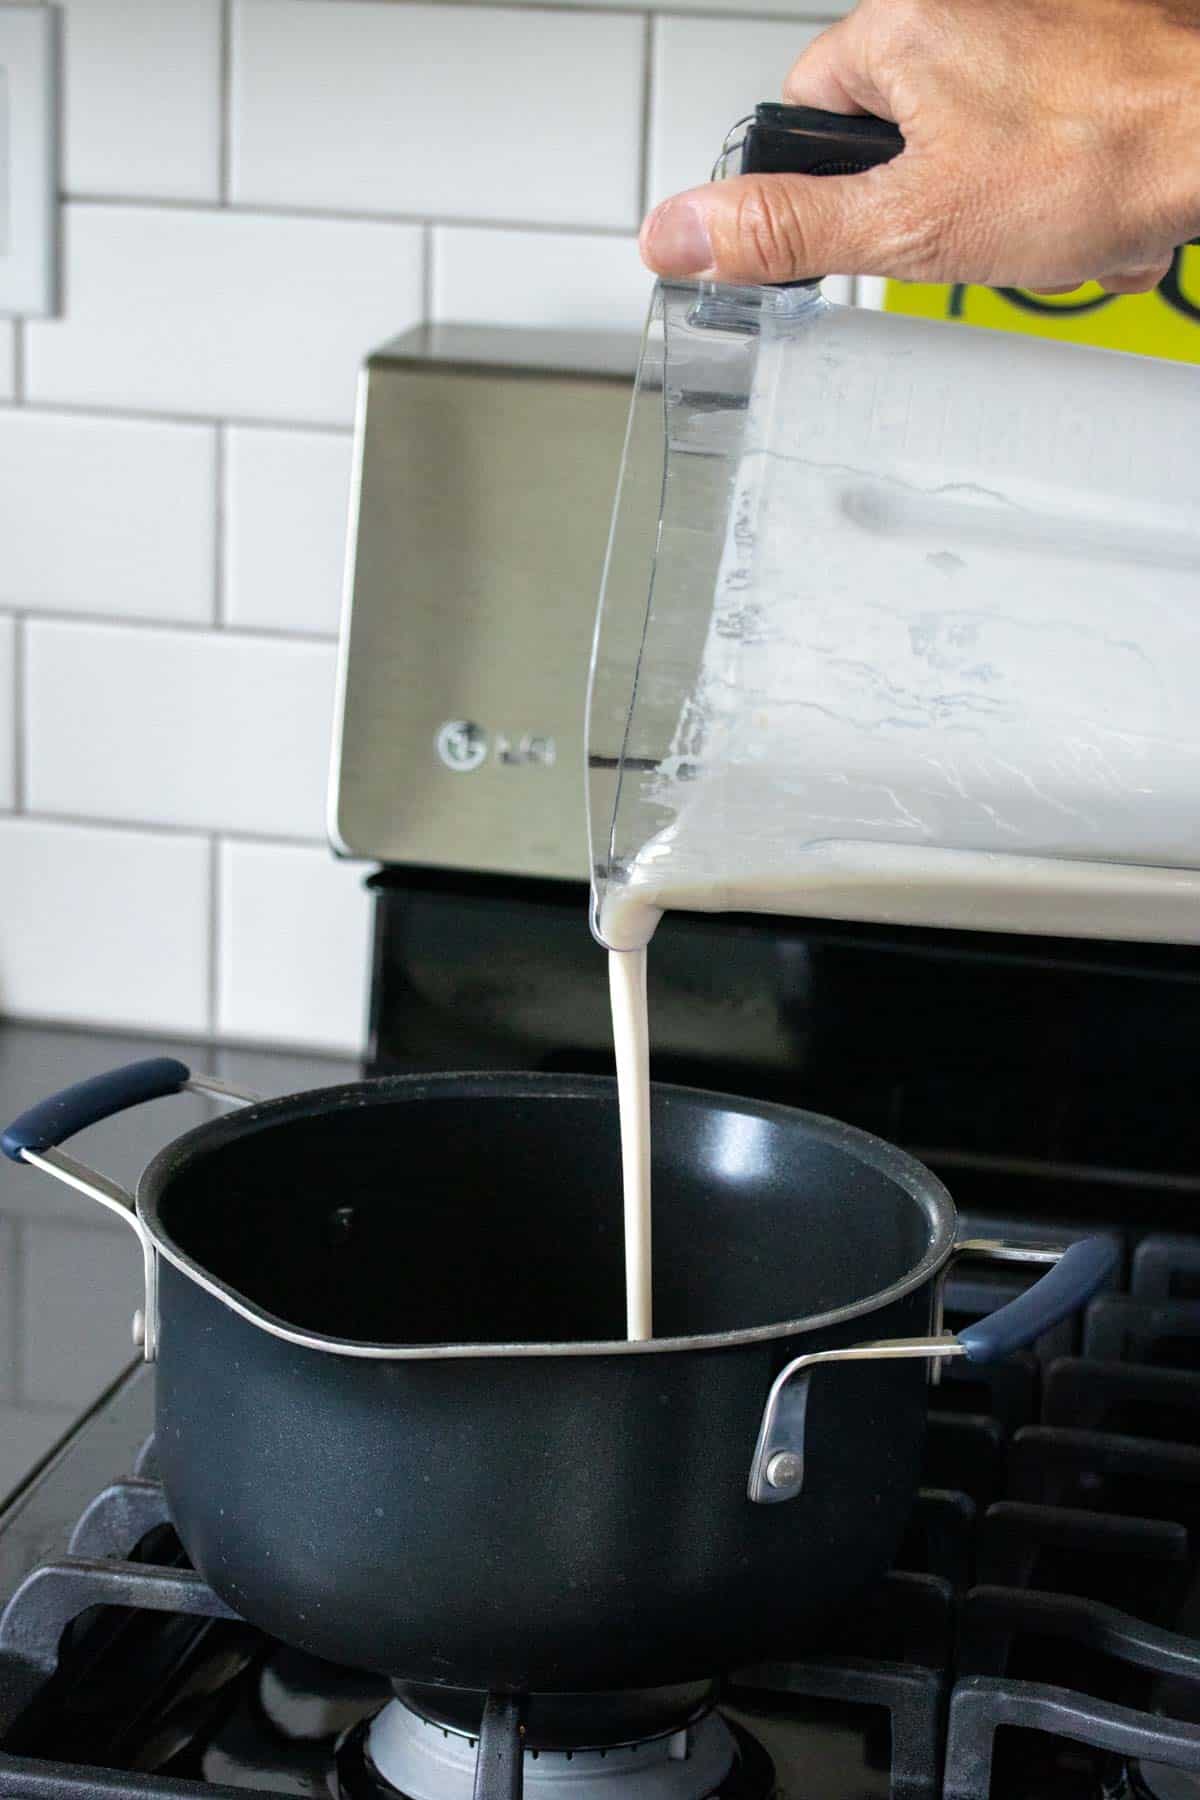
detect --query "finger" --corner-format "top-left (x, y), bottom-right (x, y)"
top-left (781, 20), bottom-right (874, 115)
top-left (1095, 263), bottom-right (1170, 295)
top-left (640, 170), bottom-right (897, 283)
top-left (1026, 283), bottom-right (1087, 297)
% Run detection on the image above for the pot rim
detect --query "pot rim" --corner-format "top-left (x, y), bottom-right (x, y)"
top-left (138, 1071), bottom-right (958, 1360)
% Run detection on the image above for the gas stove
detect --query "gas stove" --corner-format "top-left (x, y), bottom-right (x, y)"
top-left (0, 1214), bottom-right (1195, 1800)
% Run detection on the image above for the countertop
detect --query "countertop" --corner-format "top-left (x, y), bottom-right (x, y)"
top-left (0, 1020), bottom-right (360, 1511)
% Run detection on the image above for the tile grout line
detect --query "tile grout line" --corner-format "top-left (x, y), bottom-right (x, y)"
top-left (21, 605), bottom-right (336, 644)
top-left (8, 805), bottom-right (338, 854)
top-left (62, 193), bottom-right (642, 239)
top-left (638, 12), bottom-right (655, 220)
top-left (20, 396), bottom-right (357, 436)
top-left (219, 0), bottom-right (234, 205)
top-left (0, 1006), bottom-right (359, 1062)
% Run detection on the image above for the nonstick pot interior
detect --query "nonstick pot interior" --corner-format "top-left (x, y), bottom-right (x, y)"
top-left (148, 1077), bottom-right (949, 1348)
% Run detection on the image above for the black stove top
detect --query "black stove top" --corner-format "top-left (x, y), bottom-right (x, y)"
top-left (0, 1221), bottom-right (1195, 1800)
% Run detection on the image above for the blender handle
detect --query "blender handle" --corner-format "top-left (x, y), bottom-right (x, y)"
top-left (739, 103), bottom-right (905, 179)
top-left (733, 102), bottom-right (905, 289)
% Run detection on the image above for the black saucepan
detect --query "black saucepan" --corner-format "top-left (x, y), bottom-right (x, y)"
top-left (1, 1062), bottom-right (1115, 1692)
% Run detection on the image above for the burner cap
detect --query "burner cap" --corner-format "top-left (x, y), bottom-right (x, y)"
top-left (393, 1681), bottom-right (717, 1750)
top-left (338, 1696), bottom-right (772, 1800)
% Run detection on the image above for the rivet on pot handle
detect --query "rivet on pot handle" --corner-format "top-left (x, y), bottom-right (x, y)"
top-left (1, 1058), bottom-right (261, 1363)
top-left (747, 1234), bottom-right (1119, 1505)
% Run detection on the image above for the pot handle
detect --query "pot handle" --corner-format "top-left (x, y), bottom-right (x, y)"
top-left (1, 1057), bottom-right (259, 1160)
top-left (747, 1233), bottom-right (1118, 1504)
top-left (1, 1058), bottom-right (261, 1363)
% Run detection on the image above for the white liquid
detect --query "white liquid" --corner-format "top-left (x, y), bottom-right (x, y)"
top-left (598, 298), bottom-right (1200, 961)
top-left (599, 290), bottom-right (1200, 1344)
top-left (608, 946), bottom-right (652, 1340)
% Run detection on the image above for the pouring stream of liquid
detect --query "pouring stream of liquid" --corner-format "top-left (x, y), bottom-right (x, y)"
top-left (608, 947), bottom-right (653, 1339)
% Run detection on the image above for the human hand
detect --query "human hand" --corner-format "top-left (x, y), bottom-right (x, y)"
top-left (639, 0), bottom-right (1200, 293)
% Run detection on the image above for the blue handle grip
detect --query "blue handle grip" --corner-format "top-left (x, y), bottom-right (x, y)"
top-left (1, 1057), bottom-right (192, 1162)
top-left (956, 1235), bottom-right (1118, 1364)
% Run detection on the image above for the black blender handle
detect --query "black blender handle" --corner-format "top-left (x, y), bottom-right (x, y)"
top-left (735, 105), bottom-right (904, 289)
top-left (740, 103), bottom-right (904, 178)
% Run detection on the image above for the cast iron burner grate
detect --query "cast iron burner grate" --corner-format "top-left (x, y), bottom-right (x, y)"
top-left (0, 1229), bottom-right (1197, 1800)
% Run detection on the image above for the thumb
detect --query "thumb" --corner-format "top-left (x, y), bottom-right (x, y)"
top-left (639, 167), bottom-right (901, 285)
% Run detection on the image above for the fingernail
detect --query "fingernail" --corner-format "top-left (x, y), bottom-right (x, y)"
top-left (641, 199), bottom-right (713, 277)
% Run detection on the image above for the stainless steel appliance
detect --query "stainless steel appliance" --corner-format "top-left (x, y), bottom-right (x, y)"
top-left (330, 323), bottom-right (635, 881)
top-left (0, 323), bottom-right (1196, 1800)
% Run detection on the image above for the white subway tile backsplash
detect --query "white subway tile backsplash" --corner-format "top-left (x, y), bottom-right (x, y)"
top-left (21, 1221), bottom-right (142, 1410)
top-left (225, 428), bottom-right (352, 636)
top-left (434, 229), bottom-right (651, 333)
top-left (0, 0), bottom-right (862, 1066)
top-left (648, 17), bottom-right (825, 209)
top-left (26, 620), bottom-right (336, 839)
top-left (0, 817), bottom-right (210, 1032)
top-left (25, 206), bottom-right (424, 426)
top-left (62, 0), bottom-right (222, 201)
top-left (0, 413), bottom-right (215, 623)
top-left (217, 840), bottom-right (371, 1053)
top-left (231, 1), bottom-right (643, 231)
top-left (0, 617), bottom-right (13, 810)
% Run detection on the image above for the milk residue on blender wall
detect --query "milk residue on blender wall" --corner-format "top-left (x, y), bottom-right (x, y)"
top-left (598, 262), bottom-right (1200, 1344)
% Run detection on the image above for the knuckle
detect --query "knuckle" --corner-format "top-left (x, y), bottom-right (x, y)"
top-left (729, 180), bottom-right (813, 279)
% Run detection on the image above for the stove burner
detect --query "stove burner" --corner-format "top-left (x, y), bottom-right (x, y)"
top-left (392, 1681), bottom-right (719, 1749)
top-left (337, 1696), bottom-right (774, 1800)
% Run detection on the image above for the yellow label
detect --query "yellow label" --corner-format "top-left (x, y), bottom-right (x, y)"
top-left (882, 245), bottom-right (1200, 364)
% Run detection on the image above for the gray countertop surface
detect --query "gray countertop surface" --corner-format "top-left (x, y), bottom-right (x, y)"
top-left (0, 1020), bottom-right (360, 1510)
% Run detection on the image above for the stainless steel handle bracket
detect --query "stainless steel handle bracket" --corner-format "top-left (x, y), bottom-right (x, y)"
top-left (22, 1146), bottom-right (161, 1363)
top-left (749, 1237), bottom-right (1074, 1503)
top-left (182, 1074), bottom-right (262, 1107)
top-left (928, 1238), bottom-right (1063, 1385)
top-left (747, 1335), bottom-right (965, 1504)
top-left (17, 1073), bottom-right (259, 1364)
